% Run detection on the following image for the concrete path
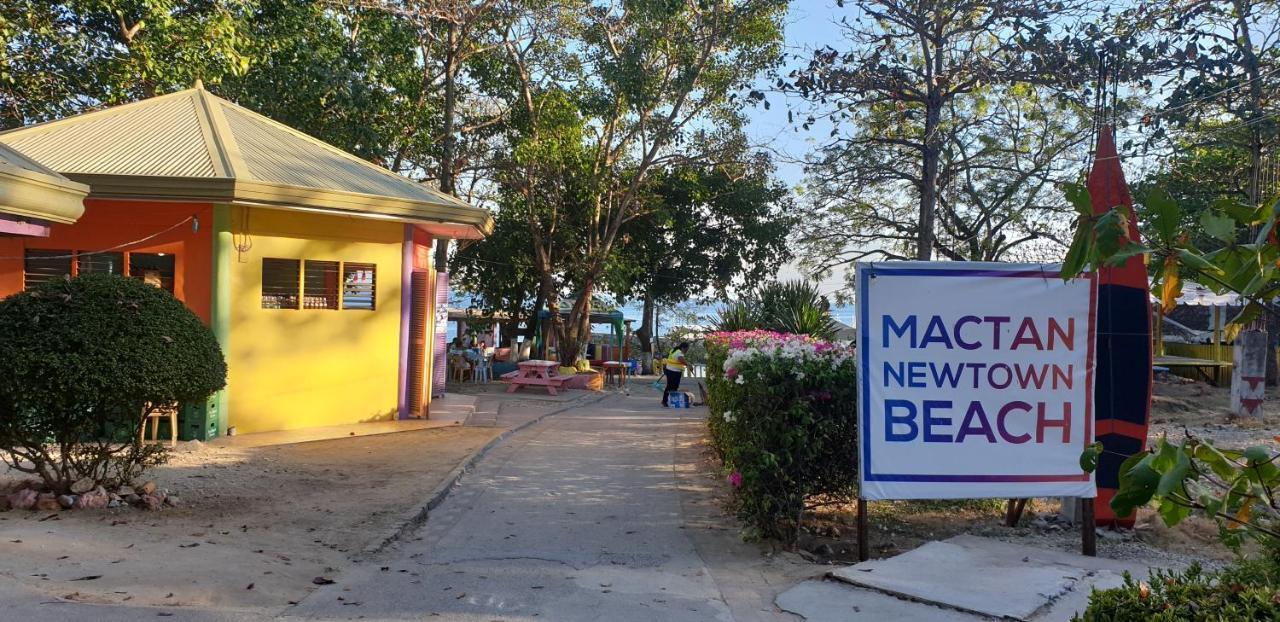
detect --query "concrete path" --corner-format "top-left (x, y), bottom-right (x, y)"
top-left (285, 392), bottom-right (785, 621)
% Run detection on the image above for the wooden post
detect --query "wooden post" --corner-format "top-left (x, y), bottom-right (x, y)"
top-left (857, 498), bottom-right (869, 562)
top-left (1213, 306), bottom-right (1222, 362)
top-left (1081, 498), bottom-right (1096, 557)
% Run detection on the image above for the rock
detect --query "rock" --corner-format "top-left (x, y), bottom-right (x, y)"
top-left (163, 495), bottom-right (181, 507)
top-left (70, 477), bottom-right (95, 494)
top-left (35, 493), bottom-right (60, 512)
top-left (139, 481), bottom-right (157, 495)
top-left (75, 489), bottom-right (109, 510)
top-left (57, 495), bottom-right (76, 509)
top-left (8, 489), bottom-right (37, 510)
top-left (107, 500), bottom-right (121, 509)
top-left (0, 496), bottom-right (10, 512)
top-left (116, 486), bottom-right (135, 497)
top-left (809, 543), bottom-right (835, 557)
top-left (109, 493), bottom-right (121, 502)
top-left (123, 494), bottom-right (141, 505)
top-left (140, 492), bottom-right (164, 511)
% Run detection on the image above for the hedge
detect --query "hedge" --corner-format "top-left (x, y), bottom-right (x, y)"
top-left (705, 330), bottom-right (857, 540)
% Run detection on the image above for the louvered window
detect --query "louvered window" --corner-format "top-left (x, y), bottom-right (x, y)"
top-left (303, 260), bottom-right (340, 310)
top-left (342, 263), bottom-right (376, 311)
top-left (78, 252), bottom-right (124, 275)
top-left (23, 249), bottom-right (72, 288)
top-left (262, 258), bottom-right (300, 309)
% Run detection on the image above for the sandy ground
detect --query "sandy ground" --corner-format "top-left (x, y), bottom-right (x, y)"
top-left (1150, 374), bottom-right (1280, 447)
top-left (0, 425), bottom-right (500, 613)
top-left (764, 375), bottom-right (1280, 572)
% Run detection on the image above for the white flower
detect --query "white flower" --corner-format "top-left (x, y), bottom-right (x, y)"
top-left (735, 376), bottom-right (745, 385)
top-left (723, 411), bottom-right (734, 423)
top-left (795, 370), bottom-right (805, 379)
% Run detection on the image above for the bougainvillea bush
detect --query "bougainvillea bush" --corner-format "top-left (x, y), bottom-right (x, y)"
top-left (705, 330), bottom-right (858, 540)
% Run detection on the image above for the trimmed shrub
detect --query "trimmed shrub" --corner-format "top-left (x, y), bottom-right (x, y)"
top-left (705, 330), bottom-right (857, 540)
top-left (1074, 559), bottom-right (1280, 621)
top-left (0, 274), bottom-right (227, 493)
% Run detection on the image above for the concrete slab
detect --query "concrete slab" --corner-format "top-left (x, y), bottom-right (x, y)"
top-left (777, 580), bottom-right (983, 621)
top-left (829, 535), bottom-right (1153, 621)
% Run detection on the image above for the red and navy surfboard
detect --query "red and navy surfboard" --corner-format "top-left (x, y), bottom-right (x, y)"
top-left (1087, 126), bottom-right (1153, 527)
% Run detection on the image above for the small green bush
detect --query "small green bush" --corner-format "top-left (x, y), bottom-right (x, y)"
top-left (0, 274), bottom-right (227, 493)
top-left (1075, 559), bottom-right (1280, 621)
top-left (706, 330), bottom-right (857, 540)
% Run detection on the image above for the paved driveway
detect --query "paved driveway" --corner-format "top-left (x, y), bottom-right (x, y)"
top-left (287, 392), bottom-right (757, 621)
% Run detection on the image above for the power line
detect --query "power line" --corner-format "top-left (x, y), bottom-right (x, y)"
top-left (0, 215), bottom-right (199, 261)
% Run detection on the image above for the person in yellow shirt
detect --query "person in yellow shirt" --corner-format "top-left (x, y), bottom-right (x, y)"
top-left (662, 342), bottom-right (691, 407)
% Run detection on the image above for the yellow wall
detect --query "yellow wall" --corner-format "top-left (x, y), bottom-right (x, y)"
top-left (226, 207), bottom-right (404, 434)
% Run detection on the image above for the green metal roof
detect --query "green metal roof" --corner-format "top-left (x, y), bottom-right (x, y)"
top-left (0, 84), bottom-right (491, 237)
top-left (0, 143), bottom-right (88, 225)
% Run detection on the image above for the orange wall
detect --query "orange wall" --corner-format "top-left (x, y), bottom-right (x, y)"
top-left (0, 200), bottom-right (214, 323)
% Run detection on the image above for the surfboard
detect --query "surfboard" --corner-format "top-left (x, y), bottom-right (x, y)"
top-left (1087, 126), bottom-right (1153, 527)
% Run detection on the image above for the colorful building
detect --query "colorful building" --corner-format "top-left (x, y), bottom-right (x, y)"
top-left (0, 84), bottom-right (492, 437)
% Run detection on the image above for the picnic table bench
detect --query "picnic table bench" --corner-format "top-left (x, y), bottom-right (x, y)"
top-left (1155, 354), bottom-right (1233, 385)
top-left (502, 359), bottom-right (570, 395)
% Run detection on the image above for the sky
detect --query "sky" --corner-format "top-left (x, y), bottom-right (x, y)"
top-left (746, 2), bottom-right (849, 301)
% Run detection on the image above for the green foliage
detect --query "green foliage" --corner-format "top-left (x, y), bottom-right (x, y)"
top-left (1074, 560), bottom-right (1280, 621)
top-left (1080, 434), bottom-right (1280, 549)
top-left (0, 274), bottom-right (227, 493)
top-left (714, 281), bottom-right (837, 340)
top-left (1, 0), bottom-right (256, 127)
top-left (705, 333), bottom-right (857, 540)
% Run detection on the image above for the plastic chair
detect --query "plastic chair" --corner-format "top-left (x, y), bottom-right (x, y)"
top-left (450, 354), bottom-right (475, 382)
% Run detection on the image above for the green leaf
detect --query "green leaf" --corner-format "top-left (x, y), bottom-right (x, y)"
top-left (1063, 182), bottom-right (1092, 217)
top-left (1213, 197), bottom-right (1262, 225)
top-left (1176, 248), bottom-right (1222, 275)
top-left (1201, 210), bottom-right (1237, 243)
top-left (1079, 442), bottom-right (1103, 472)
top-left (1111, 452), bottom-right (1159, 517)
top-left (1145, 188), bottom-right (1181, 244)
top-left (1156, 448), bottom-right (1191, 498)
top-left (1243, 445), bottom-right (1270, 463)
top-left (1156, 498), bottom-right (1191, 527)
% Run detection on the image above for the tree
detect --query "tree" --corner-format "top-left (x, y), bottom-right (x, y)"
top-left (0, 0), bottom-right (255, 128)
top-left (605, 156), bottom-right (797, 360)
top-left (797, 84), bottom-right (1092, 284)
top-left (1121, 0), bottom-right (1280, 210)
top-left (0, 275), bottom-right (227, 493)
top-left (500, 0), bottom-right (788, 365)
top-left (786, 0), bottom-right (1091, 261)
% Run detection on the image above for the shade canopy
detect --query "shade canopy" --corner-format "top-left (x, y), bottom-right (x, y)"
top-left (1152, 281), bottom-right (1242, 307)
top-left (0, 143), bottom-right (88, 228)
top-left (0, 84), bottom-right (492, 238)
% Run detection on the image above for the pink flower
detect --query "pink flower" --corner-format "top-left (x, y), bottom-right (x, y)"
top-left (725, 367), bottom-right (737, 378)
top-left (728, 471), bottom-right (743, 488)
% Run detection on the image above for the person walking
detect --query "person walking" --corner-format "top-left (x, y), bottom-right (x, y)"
top-left (662, 342), bottom-right (691, 407)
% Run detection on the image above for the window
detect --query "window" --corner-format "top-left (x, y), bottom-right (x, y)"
top-left (24, 249), bottom-right (72, 288)
top-left (79, 252), bottom-right (124, 276)
top-left (303, 260), bottom-right (339, 310)
top-left (129, 253), bottom-right (176, 293)
top-left (261, 258), bottom-right (300, 309)
top-left (342, 263), bottom-right (376, 310)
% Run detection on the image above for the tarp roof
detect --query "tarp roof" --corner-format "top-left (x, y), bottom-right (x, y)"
top-left (1151, 281), bottom-right (1242, 307)
top-left (0, 83), bottom-right (491, 238)
top-left (0, 143), bottom-right (87, 225)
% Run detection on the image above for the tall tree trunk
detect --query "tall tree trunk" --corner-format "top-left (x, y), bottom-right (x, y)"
top-left (918, 94), bottom-right (943, 261)
top-left (556, 279), bottom-right (594, 366)
top-left (635, 287), bottom-right (655, 373)
top-left (434, 21), bottom-right (459, 271)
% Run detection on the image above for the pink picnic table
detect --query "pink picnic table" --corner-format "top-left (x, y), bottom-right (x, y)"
top-left (502, 359), bottom-right (569, 395)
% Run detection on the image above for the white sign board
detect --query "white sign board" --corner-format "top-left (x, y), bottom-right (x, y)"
top-left (856, 262), bottom-right (1097, 500)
